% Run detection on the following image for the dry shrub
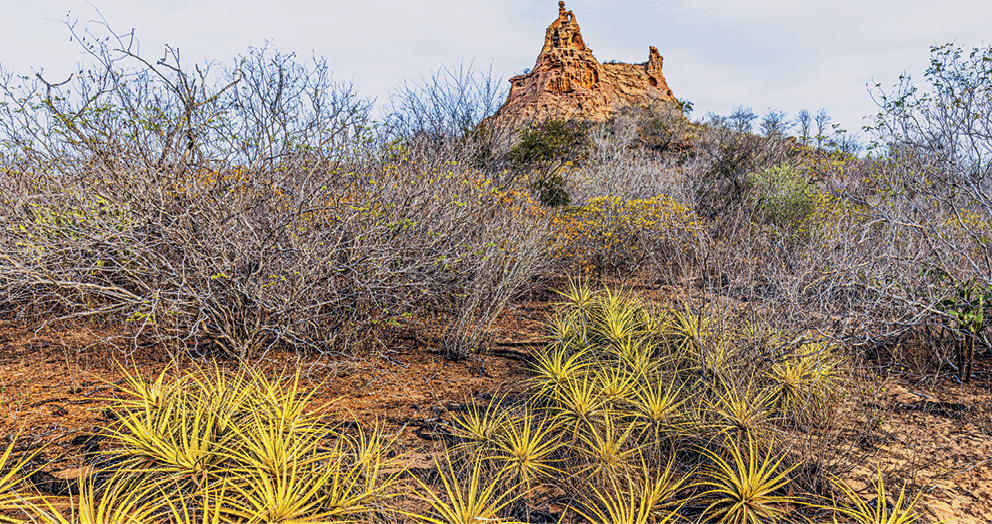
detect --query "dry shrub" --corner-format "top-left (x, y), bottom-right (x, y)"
top-left (378, 164), bottom-right (553, 357)
top-left (0, 28), bottom-right (551, 360)
top-left (553, 196), bottom-right (702, 283)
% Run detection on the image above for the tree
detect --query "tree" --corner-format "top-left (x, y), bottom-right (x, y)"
top-left (866, 43), bottom-right (992, 381)
top-left (386, 60), bottom-right (514, 177)
top-left (759, 109), bottom-right (791, 138)
top-left (795, 109), bottom-right (811, 143)
top-left (728, 106), bottom-right (757, 134)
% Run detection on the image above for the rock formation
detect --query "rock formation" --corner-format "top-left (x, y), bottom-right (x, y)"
top-left (494, 2), bottom-right (678, 123)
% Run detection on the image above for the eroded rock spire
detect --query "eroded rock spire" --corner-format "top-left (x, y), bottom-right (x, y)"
top-left (494, 2), bottom-right (677, 123)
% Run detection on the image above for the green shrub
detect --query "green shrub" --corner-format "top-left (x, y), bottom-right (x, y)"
top-left (506, 120), bottom-right (586, 206)
top-left (750, 163), bottom-right (824, 242)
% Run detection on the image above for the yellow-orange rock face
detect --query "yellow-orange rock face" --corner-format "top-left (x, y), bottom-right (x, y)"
top-left (495, 2), bottom-right (678, 123)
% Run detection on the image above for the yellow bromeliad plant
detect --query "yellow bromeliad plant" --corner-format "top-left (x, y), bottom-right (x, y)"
top-left (697, 435), bottom-right (799, 524)
top-left (48, 363), bottom-right (405, 523)
top-left (407, 451), bottom-right (525, 524)
top-left (765, 340), bottom-right (842, 424)
top-left (0, 433), bottom-right (42, 524)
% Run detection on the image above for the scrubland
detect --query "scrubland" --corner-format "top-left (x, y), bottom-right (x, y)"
top-left (0, 28), bottom-right (991, 523)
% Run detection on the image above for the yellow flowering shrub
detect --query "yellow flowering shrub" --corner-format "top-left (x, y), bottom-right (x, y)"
top-left (553, 195), bottom-right (704, 279)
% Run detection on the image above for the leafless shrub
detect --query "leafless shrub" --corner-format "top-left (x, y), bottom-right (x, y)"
top-left (568, 109), bottom-right (686, 203)
top-left (365, 160), bottom-right (554, 357)
top-left (0, 21), bottom-right (552, 361)
top-left (386, 60), bottom-right (517, 179)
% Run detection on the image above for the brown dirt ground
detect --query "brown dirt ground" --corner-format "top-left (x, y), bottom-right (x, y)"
top-left (1, 293), bottom-right (991, 522)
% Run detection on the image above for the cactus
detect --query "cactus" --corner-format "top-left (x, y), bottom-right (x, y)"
top-left (936, 278), bottom-right (992, 382)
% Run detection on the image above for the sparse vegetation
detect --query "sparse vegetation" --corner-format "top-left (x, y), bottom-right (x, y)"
top-left (0, 16), bottom-right (989, 523)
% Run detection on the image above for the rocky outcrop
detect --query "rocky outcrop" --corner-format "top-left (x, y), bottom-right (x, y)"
top-left (494, 2), bottom-right (678, 123)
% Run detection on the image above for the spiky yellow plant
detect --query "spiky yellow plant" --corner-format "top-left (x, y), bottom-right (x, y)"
top-left (490, 407), bottom-right (562, 491)
top-left (226, 422), bottom-right (399, 523)
top-left (574, 412), bottom-right (640, 482)
top-left (595, 285), bottom-right (641, 317)
top-left (827, 470), bottom-right (922, 524)
top-left (590, 290), bottom-right (645, 346)
top-left (223, 433), bottom-right (371, 524)
top-left (114, 363), bottom-right (177, 413)
top-left (448, 393), bottom-right (509, 457)
top-left (160, 480), bottom-right (227, 524)
top-left (631, 376), bottom-right (692, 442)
top-left (662, 304), bottom-right (711, 359)
top-left (546, 312), bottom-right (585, 348)
top-left (594, 366), bottom-right (640, 407)
top-left (107, 379), bottom-right (235, 481)
top-left (236, 365), bottom-right (331, 432)
top-left (82, 363), bottom-right (407, 523)
top-left (572, 456), bottom-right (687, 524)
top-left (343, 420), bottom-right (406, 516)
top-left (408, 452), bottom-right (524, 524)
top-left (698, 343), bottom-right (740, 379)
top-left (705, 380), bottom-right (773, 440)
top-left (738, 320), bottom-right (783, 352)
top-left (555, 278), bottom-right (600, 316)
top-left (225, 407), bottom-right (327, 478)
top-left (641, 457), bottom-right (691, 524)
top-left (530, 344), bottom-right (589, 401)
top-left (188, 365), bottom-right (252, 440)
top-left (32, 473), bottom-right (163, 524)
top-left (350, 421), bottom-right (407, 487)
top-left (550, 373), bottom-right (608, 437)
top-left (638, 304), bottom-right (665, 339)
top-left (766, 342), bottom-right (841, 423)
top-left (0, 433), bottom-right (41, 524)
top-left (105, 363), bottom-right (257, 488)
top-left (611, 337), bottom-right (660, 378)
top-left (697, 435), bottom-right (799, 524)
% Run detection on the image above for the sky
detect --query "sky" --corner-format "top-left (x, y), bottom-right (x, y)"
top-left (2, 0), bottom-right (991, 139)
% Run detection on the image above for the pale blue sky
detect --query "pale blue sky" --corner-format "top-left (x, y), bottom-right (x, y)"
top-left (2, 0), bottom-right (990, 136)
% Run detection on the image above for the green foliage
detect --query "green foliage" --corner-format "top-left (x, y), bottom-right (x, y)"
top-left (936, 278), bottom-right (992, 335)
top-left (509, 120), bottom-right (584, 168)
top-left (750, 163), bottom-right (822, 241)
top-left (533, 171), bottom-right (571, 207)
top-left (507, 119), bottom-right (585, 206)
top-left (695, 132), bottom-right (772, 219)
top-left (935, 276), bottom-right (992, 381)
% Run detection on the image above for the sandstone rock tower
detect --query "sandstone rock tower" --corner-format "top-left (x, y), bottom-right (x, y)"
top-left (495, 2), bottom-right (678, 123)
